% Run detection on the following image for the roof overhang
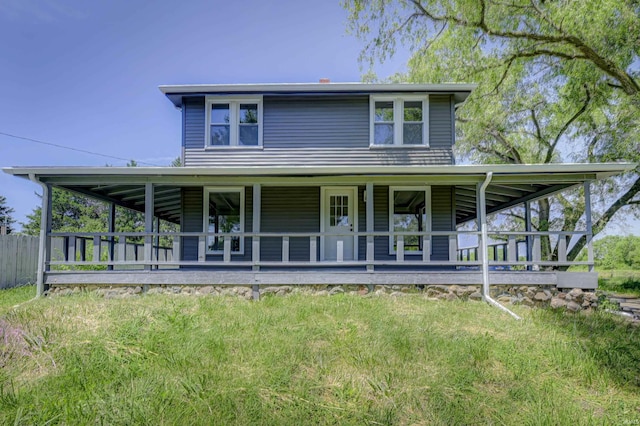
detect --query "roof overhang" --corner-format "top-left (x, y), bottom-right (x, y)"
top-left (159, 82), bottom-right (477, 108)
top-left (4, 163), bottom-right (635, 225)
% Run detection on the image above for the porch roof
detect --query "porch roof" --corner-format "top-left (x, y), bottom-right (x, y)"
top-left (4, 163), bottom-right (635, 225)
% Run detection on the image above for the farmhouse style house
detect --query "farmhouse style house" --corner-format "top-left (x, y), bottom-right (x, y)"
top-left (4, 82), bottom-right (633, 298)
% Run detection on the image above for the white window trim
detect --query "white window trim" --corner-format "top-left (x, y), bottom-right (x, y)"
top-left (203, 186), bottom-right (245, 255)
top-left (388, 186), bottom-right (431, 255)
top-left (205, 96), bottom-right (263, 148)
top-left (370, 95), bottom-right (429, 147)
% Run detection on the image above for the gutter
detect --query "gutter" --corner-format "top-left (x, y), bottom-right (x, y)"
top-left (28, 173), bottom-right (48, 297)
top-left (479, 172), bottom-right (522, 320)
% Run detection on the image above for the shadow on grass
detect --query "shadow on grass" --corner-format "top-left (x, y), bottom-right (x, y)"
top-left (537, 308), bottom-right (640, 389)
top-left (599, 276), bottom-right (640, 294)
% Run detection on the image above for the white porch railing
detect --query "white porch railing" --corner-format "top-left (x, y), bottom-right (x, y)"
top-left (45, 229), bottom-right (593, 271)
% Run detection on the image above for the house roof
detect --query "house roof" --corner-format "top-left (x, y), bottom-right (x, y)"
top-left (159, 82), bottom-right (477, 108)
top-left (4, 163), bottom-right (634, 225)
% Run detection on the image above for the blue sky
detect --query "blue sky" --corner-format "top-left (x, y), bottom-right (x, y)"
top-left (0, 0), bottom-right (409, 228)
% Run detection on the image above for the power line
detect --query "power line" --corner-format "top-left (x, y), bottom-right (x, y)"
top-left (0, 131), bottom-right (162, 166)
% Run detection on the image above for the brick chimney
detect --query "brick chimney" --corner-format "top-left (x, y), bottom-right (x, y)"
top-left (319, 78), bottom-right (330, 84)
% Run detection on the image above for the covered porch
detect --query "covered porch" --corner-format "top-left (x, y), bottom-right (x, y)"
top-left (4, 163), bottom-right (633, 296)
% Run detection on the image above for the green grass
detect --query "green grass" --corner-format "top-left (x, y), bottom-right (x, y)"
top-left (598, 270), bottom-right (640, 296)
top-left (1, 286), bottom-right (640, 425)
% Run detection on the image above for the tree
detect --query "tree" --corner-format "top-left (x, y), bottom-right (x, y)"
top-left (345, 0), bottom-right (640, 263)
top-left (0, 194), bottom-right (16, 234)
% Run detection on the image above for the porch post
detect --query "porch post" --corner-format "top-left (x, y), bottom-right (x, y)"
top-left (584, 181), bottom-right (594, 272)
top-left (252, 184), bottom-right (261, 300)
top-left (35, 183), bottom-right (52, 297)
top-left (524, 201), bottom-right (533, 271)
top-left (155, 216), bottom-right (161, 269)
top-left (252, 184), bottom-right (261, 272)
top-left (144, 183), bottom-right (154, 271)
top-left (107, 203), bottom-right (115, 270)
top-left (366, 183), bottom-right (374, 273)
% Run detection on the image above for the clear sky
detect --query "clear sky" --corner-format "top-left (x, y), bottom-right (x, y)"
top-left (0, 0), bottom-right (409, 229)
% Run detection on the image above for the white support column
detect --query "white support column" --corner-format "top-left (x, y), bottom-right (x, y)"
top-left (107, 203), bottom-right (116, 271)
top-left (252, 184), bottom-right (261, 271)
top-left (477, 177), bottom-right (490, 297)
top-left (35, 182), bottom-right (52, 297)
top-left (366, 183), bottom-right (374, 272)
top-left (584, 181), bottom-right (594, 272)
top-left (524, 201), bottom-right (533, 271)
top-left (144, 183), bottom-right (154, 270)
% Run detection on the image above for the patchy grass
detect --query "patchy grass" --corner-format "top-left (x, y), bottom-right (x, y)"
top-left (0, 285), bottom-right (36, 314)
top-left (599, 270), bottom-right (640, 296)
top-left (1, 287), bottom-right (639, 425)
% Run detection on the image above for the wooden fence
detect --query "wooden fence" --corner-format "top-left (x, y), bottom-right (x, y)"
top-left (0, 235), bottom-right (38, 289)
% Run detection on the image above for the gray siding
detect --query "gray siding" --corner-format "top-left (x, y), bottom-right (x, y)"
top-left (182, 94), bottom-right (455, 167)
top-left (263, 96), bottom-right (369, 148)
top-left (429, 95), bottom-right (453, 149)
top-left (184, 98), bottom-right (205, 150)
top-left (181, 186), bottom-right (253, 262)
top-left (431, 186), bottom-right (454, 261)
top-left (261, 187), bottom-right (320, 261)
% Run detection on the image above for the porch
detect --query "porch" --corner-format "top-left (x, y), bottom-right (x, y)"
top-left (4, 163), bottom-right (633, 296)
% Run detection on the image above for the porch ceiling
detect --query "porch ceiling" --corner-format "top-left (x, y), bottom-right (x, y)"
top-left (4, 163), bottom-right (635, 227)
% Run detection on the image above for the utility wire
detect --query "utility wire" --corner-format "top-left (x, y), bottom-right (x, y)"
top-left (0, 131), bottom-right (162, 166)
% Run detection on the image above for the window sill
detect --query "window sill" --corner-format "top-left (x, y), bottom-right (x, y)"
top-left (204, 146), bottom-right (264, 151)
top-left (370, 145), bottom-right (431, 149)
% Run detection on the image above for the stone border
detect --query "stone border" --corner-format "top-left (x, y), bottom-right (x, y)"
top-left (47, 284), bottom-right (598, 312)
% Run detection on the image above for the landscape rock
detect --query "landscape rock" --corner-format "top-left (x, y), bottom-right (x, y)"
top-left (469, 292), bottom-right (483, 301)
top-left (329, 287), bottom-right (344, 296)
top-left (566, 301), bottom-right (581, 312)
top-left (534, 292), bottom-right (550, 302)
top-left (550, 297), bottom-right (567, 309)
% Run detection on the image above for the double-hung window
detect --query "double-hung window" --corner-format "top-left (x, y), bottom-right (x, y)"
top-left (204, 187), bottom-right (245, 254)
top-left (205, 97), bottom-right (262, 147)
top-left (389, 187), bottom-right (431, 255)
top-left (371, 96), bottom-right (429, 146)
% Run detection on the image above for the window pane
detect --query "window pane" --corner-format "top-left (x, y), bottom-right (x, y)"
top-left (374, 123), bottom-right (394, 145)
top-left (210, 125), bottom-right (230, 146)
top-left (393, 190), bottom-right (425, 252)
top-left (330, 195), bottom-right (349, 226)
top-left (207, 191), bottom-right (241, 252)
top-left (375, 101), bottom-right (394, 122)
top-left (239, 125), bottom-right (259, 146)
top-left (403, 123), bottom-right (423, 145)
top-left (404, 101), bottom-right (422, 122)
top-left (239, 104), bottom-right (258, 124)
top-left (211, 104), bottom-right (230, 123)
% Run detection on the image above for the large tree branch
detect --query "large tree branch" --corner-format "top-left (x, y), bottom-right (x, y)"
top-left (567, 173), bottom-right (640, 261)
top-left (544, 85), bottom-right (592, 163)
top-left (409, 0), bottom-right (640, 96)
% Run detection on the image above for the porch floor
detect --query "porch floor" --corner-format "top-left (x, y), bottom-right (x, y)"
top-left (44, 270), bottom-right (597, 289)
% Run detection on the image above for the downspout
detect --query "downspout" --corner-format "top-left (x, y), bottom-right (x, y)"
top-left (28, 173), bottom-right (49, 297)
top-left (479, 172), bottom-right (521, 320)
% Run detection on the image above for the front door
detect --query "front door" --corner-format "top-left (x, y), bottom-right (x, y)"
top-left (321, 187), bottom-right (357, 261)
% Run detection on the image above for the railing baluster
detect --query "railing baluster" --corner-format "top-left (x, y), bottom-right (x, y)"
top-left (448, 235), bottom-right (456, 264)
top-left (532, 235), bottom-right (541, 268)
top-left (558, 234), bottom-right (567, 263)
top-left (366, 235), bottom-right (374, 271)
top-left (397, 235), bottom-right (404, 262)
top-left (337, 240), bottom-right (344, 262)
top-left (172, 235), bottom-right (181, 263)
top-left (422, 235), bottom-right (430, 262)
top-left (93, 236), bottom-right (101, 263)
top-left (282, 236), bottom-right (290, 263)
top-left (198, 236), bottom-right (206, 262)
top-left (68, 236), bottom-right (76, 262)
top-left (309, 236), bottom-right (317, 262)
top-left (508, 235), bottom-right (516, 263)
top-left (118, 234), bottom-right (126, 264)
top-left (79, 238), bottom-right (86, 262)
top-left (223, 237), bottom-right (231, 263)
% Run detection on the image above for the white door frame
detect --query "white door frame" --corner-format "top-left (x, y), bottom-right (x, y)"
top-left (320, 186), bottom-right (358, 261)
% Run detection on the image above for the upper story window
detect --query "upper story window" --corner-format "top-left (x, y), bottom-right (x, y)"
top-left (205, 97), bottom-right (263, 148)
top-left (370, 96), bottom-right (429, 147)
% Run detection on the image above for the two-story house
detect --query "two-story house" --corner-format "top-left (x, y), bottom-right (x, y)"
top-left (4, 82), bottom-right (633, 298)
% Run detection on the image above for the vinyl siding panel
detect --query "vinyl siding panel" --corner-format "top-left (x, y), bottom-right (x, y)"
top-left (261, 187), bottom-right (320, 261)
top-left (263, 96), bottom-right (369, 148)
top-left (431, 186), bottom-right (454, 261)
top-left (184, 98), bottom-right (205, 150)
top-left (429, 95), bottom-right (453, 149)
top-left (180, 186), bottom-right (253, 262)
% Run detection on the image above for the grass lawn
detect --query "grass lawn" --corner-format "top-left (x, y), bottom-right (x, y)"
top-left (598, 270), bottom-right (640, 296)
top-left (1, 285), bottom-right (639, 425)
